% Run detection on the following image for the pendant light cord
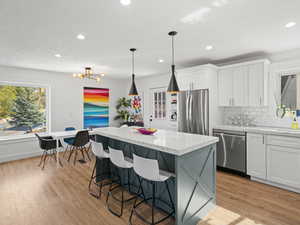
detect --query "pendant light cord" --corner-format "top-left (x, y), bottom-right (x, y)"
top-left (172, 35), bottom-right (175, 65)
top-left (132, 51), bottom-right (135, 75)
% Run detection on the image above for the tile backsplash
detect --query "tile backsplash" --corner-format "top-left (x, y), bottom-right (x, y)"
top-left (221, 107), bottom-right (294, 128)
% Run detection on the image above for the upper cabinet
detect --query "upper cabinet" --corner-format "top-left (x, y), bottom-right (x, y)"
top-left (218, 60), bottom-right (270, 107)
top-left (218, 68), bottom-right (233, 106)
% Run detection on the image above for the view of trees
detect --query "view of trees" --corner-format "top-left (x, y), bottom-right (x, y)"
top-left (0, 85), bottom-right (46, 136)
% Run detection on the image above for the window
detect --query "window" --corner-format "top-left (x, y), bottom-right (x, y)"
top-left (0, 83), bottom-right (48, 137)
top-left (153, 90), bottom-right (166, 119)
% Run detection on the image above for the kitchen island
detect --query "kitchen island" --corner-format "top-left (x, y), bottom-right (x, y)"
top-left (93, 127), bottom-right (219, 225)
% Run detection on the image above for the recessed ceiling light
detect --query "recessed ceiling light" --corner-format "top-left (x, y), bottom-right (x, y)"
top-left (77, 34), bottom-right (85, 40)
top-left (158, 59), bottom-right (164, 63)
top-left (205, 45), bottom-right (213, 51)
top-left (285, 22), bottom-right (296, 28)
top-left (120, 0), bottom-right (131, 6)
top-left (55, 54), bottom-right (62, 58)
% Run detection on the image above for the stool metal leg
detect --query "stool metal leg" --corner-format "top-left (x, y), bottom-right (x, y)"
top-left (165, 181), bottom-right (175, 211)
top-left (152, 182), bottom-right (155, 225)
top-left (129, 177), bottom-right (175, 225)
top-left (89, 158), bottom-right (111, 199)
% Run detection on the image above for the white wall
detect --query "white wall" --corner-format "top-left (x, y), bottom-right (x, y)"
top-left (132, 73), bottom-right (171, 128)
top-left (0, 65), bottom-right (126, 163)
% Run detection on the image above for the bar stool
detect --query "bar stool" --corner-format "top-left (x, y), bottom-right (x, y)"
top-left (88, 140), bottom-right (110, 199)
top-left (129, 154), bottom-right (175, 225)
top-left (106, 147), bottom-right (136, 217)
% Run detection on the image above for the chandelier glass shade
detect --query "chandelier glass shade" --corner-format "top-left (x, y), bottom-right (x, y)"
top-left (73, 67), bottom-right (105, 82)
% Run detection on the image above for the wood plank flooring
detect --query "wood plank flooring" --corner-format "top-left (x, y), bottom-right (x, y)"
top-left (0, 155), bottom-right (299, 225)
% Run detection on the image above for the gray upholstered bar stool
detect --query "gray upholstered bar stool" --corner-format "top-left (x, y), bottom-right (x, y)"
top-left (88, 140), bottom-right (110, 198)
top-left (106, 147), bottom-right (136, 217)
top-left (129, 154), bottom-right (175, 225)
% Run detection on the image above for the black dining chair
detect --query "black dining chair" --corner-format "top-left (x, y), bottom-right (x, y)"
top-left (35, 133), bottom-right (63, 169)
top-left (67, 130), bottom-right (91, 165)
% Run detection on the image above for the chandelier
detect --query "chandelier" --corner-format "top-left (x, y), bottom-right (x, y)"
top-left (72, 67), bottom-right (105, 82)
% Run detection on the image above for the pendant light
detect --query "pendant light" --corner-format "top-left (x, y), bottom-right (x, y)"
top-left (128, 48), bottom-right (138, 96)
top-left (167, 31), bottom-right (180, 93)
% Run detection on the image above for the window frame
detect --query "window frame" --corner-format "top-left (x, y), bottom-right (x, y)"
top-left (0, 81), bottom-right (51, 140)
top-left (152, 88), bottom-right (167, 120)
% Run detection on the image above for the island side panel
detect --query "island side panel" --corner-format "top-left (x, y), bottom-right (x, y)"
top-left (175, 144), bottom-right (216, 225)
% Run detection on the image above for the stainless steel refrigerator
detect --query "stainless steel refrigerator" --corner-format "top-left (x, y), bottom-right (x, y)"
top-left (178, 89), bottom-right (209, 135)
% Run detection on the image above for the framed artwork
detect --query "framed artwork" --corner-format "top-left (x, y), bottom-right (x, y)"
top-left (130, 94), bottom-right (143, 122)
top-left (83, 87), bottom-right (109, 129)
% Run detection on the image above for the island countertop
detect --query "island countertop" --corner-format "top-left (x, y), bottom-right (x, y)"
top-left (93, 127), bottom-right (218, 156)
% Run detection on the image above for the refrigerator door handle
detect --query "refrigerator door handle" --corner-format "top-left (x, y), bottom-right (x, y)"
top-left (189, 92), bottom-right (193, 133)
top-left (186, 93), bottom-right (190, 132)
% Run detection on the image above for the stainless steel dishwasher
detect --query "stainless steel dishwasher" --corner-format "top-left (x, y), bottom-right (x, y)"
top-left (213, 129), bottom-right (246, 174)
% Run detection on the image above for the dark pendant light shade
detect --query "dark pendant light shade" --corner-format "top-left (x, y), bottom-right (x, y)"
top-left (129, 74), bottom-right (138, 96)
top-left (128, 48), bottom-right (138, 96)
top-left (167, 31), bottom-right (180, 93)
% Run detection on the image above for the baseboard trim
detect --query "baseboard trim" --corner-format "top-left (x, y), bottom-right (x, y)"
top-left (251, 177), bottom-right (300, 194)
top-left (0, 151), bottom-right (42, 164)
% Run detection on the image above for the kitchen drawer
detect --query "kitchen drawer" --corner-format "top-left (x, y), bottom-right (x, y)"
top-left (266, 135), bottom-right (300, 149)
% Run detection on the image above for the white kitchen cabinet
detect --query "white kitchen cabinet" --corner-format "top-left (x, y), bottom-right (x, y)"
top-left (218, 59), bottom-right (269, 107)
top-left (248, 62), bottom-right (268, 106)
top-left (233, 66), bottom-right (248, 106)
top-left (247, 133), bottom-right (266, 179)
top-left (218, 68), bottom-right (233, 106)
top-left (267, 145), bottom-right (300, 189)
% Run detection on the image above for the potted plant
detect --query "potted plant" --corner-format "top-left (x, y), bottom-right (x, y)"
top-left (114, 97), bottom-right (131, 124)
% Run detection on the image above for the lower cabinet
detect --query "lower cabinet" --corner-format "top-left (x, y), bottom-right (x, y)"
top-left (247, 133), bottom-right (266, 179)
top-left (267, 145), bottom-right (300, 189)
top-left (247, 133), bottom-right (300, 191)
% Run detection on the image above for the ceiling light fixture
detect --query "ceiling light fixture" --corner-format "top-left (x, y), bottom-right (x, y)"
top-left (77, 34), bottom-right (85, 40)
top-left (167, 31), bottom-right (180, 93)
top-left (158, 59), bottom-right (164, 63)
top-left (55, 54), bottom-right (62, 58)
top-left (120, 0), bottom-right (131, 6)
top-left (205, 45), bottom-right (213, 51)
top-left (128, 48), bottom-right (138, 96)
top-left (72, 67), bottom-right (104, 83)
top-left (285, 22), bottom-right (296, 28)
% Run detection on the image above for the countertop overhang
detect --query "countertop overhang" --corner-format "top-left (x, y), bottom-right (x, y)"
top-left (93, 127), bottom-right (219, 156)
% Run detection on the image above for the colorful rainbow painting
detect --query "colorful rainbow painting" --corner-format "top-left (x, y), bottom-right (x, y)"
top-left (83, 87), bottom-right (109, 129)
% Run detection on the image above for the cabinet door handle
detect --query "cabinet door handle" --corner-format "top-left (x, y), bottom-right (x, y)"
top-left (262, 135), bottom-right (265, 144)
top-left (259, 97), bottom-right (262, 106)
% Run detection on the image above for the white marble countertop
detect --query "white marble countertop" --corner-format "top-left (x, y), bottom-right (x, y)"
top-left (93, 127), bottom-right (219, 156)
top-left (213, 125), bottom-right (300, 137)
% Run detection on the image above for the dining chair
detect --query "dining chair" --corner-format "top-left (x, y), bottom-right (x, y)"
top-left (62, 127), bottom-right (76, 158)
top-left (35, 133), bottom-right (63, 169)
top-left (67, 130), bottom-right (91, 165)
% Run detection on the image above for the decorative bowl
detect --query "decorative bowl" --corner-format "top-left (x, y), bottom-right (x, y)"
top-left (137, 128), bottom-right (157, 135)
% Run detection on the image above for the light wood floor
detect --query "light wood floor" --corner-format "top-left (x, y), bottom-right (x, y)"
top-left (0, 155), bottom-right (300, 225)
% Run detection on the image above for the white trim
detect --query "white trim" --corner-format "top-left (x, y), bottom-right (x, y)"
top-left (218, 59), bottom-right (270, 69)
top-left (0, 81), bottom-right (51, 137)
top-left (0, 151), bottom-right (42, 164)
top-left (251, 176), bottom-right (300, 194)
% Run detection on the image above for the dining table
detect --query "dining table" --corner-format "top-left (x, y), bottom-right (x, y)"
top-left (48, 129), bottom-right (96, 166)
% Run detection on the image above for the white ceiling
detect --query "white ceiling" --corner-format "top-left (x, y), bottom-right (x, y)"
top-left (0, 0), bottom-right (300, 78)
